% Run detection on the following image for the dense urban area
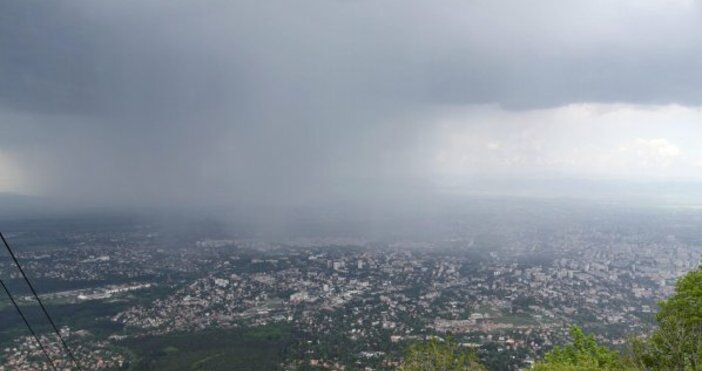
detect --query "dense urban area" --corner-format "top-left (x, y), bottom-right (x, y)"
top-left (1, 201), bottom-right (701, 370)
top-left (5, 0), bottom-right (702, 369)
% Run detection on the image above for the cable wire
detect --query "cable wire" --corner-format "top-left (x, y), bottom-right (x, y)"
top-left (0, 277), bottom-right (57, 371)
top-left (1, 231), bottom-right (83, 370)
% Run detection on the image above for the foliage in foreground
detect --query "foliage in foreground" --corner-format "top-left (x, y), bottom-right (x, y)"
top-left (534, 263), bottom-right (702, 370)
top-left (632, 264), bottom-right (702, 371)
top-left (397, 263), bottom-right (702, 370)
top-left (533, 326), bottom-right (636, 371)
top-left (398, 338), bottom-right (486, 371)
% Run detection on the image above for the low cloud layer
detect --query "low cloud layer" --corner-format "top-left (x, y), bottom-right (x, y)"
top-left (431, 104), bottom-right (702, 179)
top-left (2, 0), bottom-right (702, 210)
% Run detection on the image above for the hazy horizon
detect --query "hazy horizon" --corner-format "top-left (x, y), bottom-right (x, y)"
top-left (3, 0), bottom-right (702, 215)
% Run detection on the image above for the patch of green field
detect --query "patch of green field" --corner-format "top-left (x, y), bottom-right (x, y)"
top-left (120, 324), bottom-right (297, 371)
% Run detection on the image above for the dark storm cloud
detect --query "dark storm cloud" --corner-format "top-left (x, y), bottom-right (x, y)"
top-left (1, 0), bottom-right (702, 208)
top-left (4, 1), bottom-right (702, 114)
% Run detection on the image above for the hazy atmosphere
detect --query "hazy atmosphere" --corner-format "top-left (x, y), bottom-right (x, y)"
top-left (4, 3), bottom-right (702, 370)
top-left (3, 0), bottom-right (702, 212)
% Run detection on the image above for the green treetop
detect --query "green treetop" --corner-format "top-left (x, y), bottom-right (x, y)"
top-left (633, 264), bottom-right (702, 370)
top-left (533, 326), bottom-right (635, 371)
top-left (399, 338), bottom-right (486, 371)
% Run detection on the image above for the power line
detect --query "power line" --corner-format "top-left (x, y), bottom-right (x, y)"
top-left (0, 231), bottom-right (83, 370)
top-left (0, 277), bottom-right (57, 371)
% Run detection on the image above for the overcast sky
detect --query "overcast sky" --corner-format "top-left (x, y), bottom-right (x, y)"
top-left (2, 0), bottom-right (702, 210)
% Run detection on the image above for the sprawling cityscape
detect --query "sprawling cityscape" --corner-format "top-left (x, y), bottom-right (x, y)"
top-left (2, 202), bottom-right (701, 370)
top-left (4, 0), bottom-right (702, 369)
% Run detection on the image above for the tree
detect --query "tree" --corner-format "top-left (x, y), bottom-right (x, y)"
top-left (633, 264), bottom-right (702, 370)
top-left (399, 338), bottom-right (486, 371)
top-left (533, 326), bottom-right (635, 371)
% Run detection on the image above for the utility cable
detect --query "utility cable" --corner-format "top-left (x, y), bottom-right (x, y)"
top-left (0, 277), bottom-right (57, 371)
top-left (0, 231), bottom-right (83, 370)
